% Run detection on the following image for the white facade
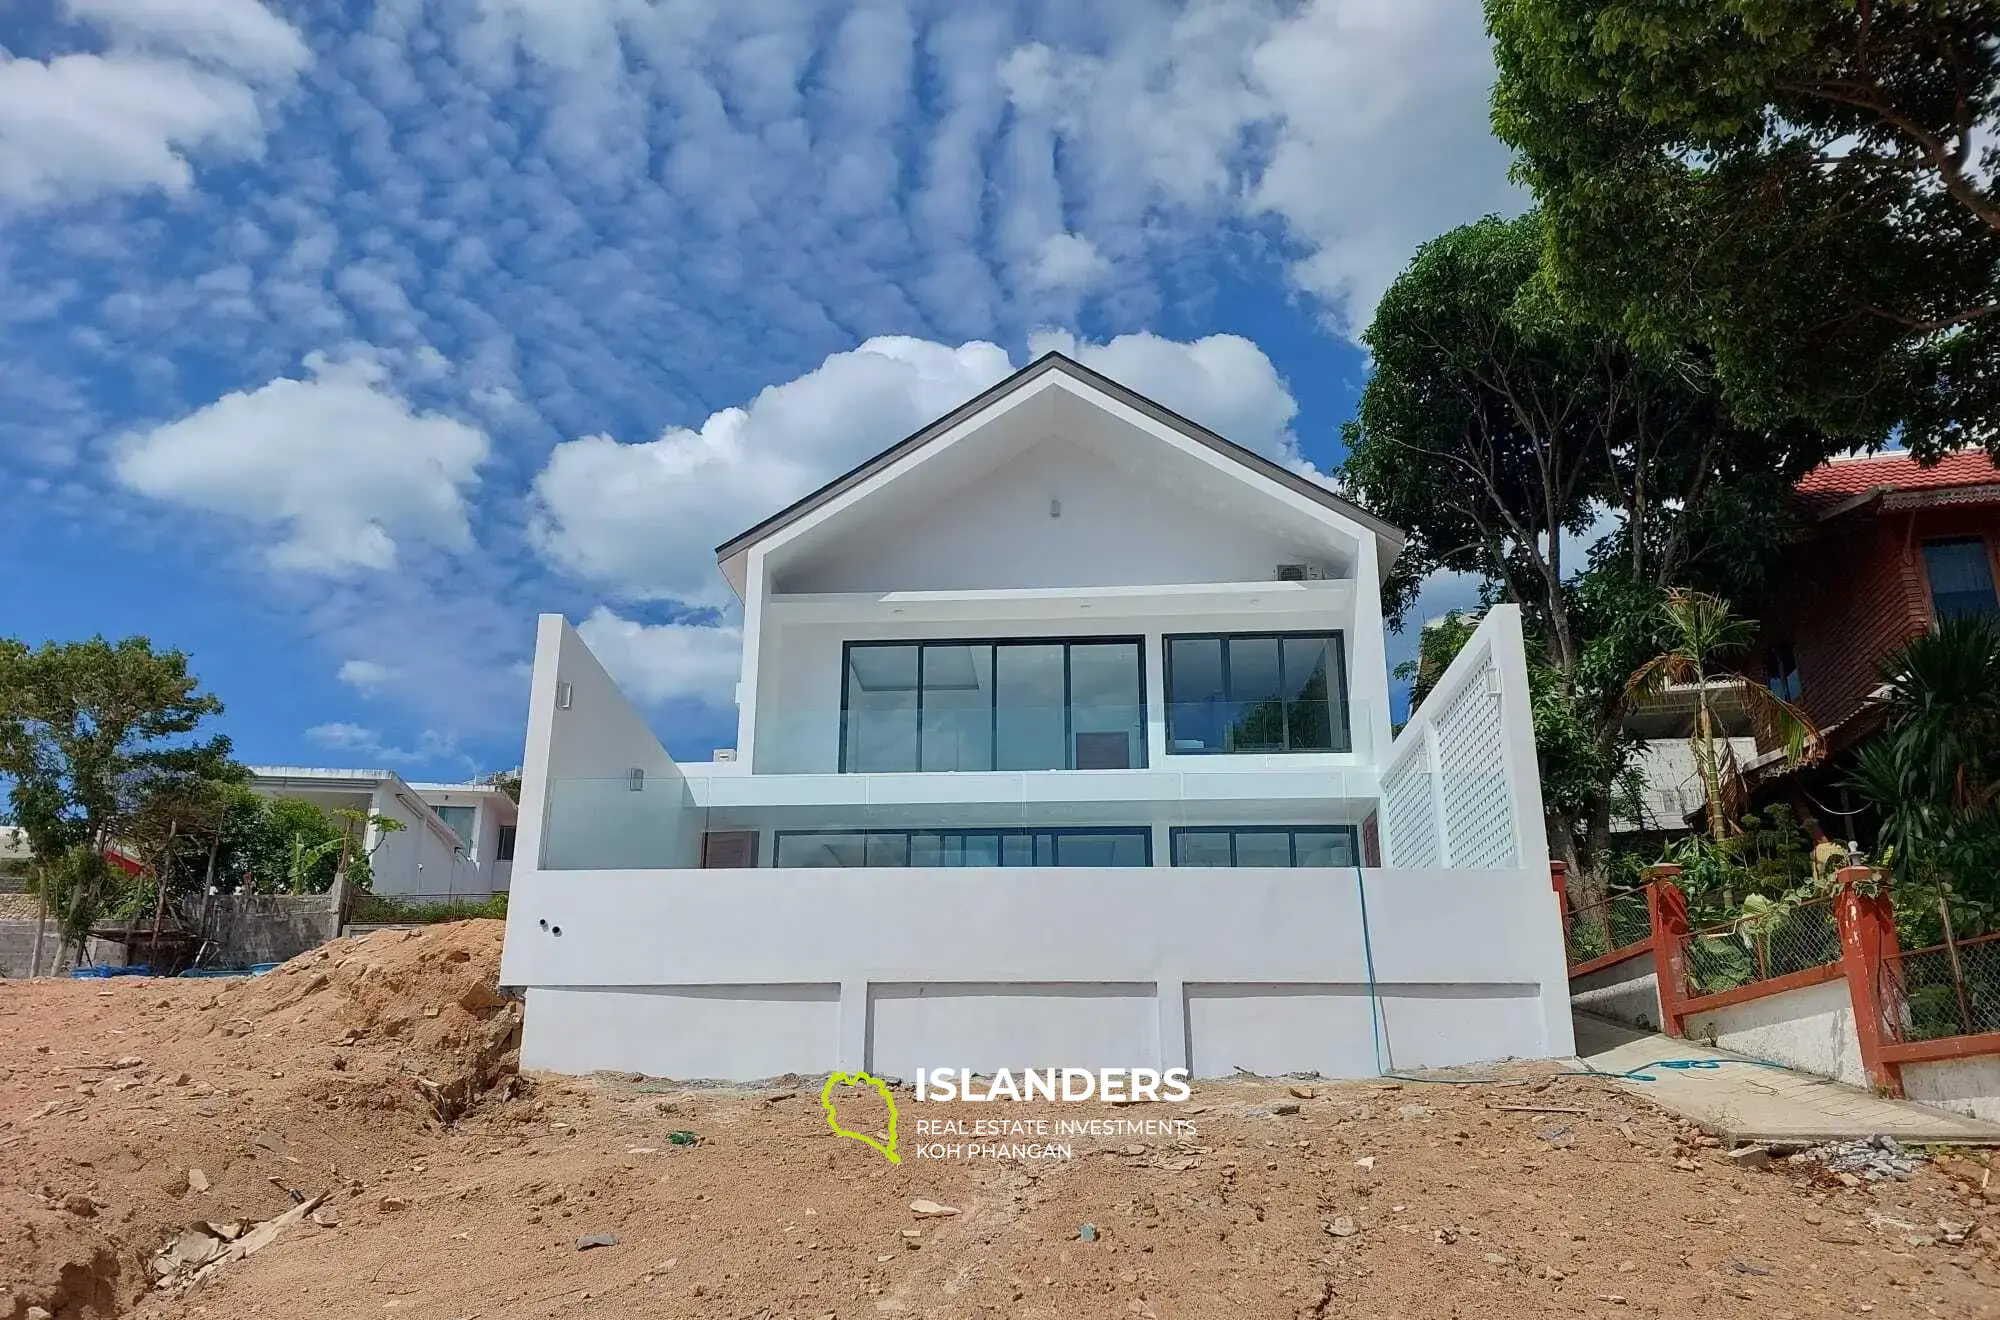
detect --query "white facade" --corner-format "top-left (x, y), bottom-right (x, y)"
top-left (247, 768), bottom-right (517, 902)
top-left (502, 354), bottom-right (1568, 1080)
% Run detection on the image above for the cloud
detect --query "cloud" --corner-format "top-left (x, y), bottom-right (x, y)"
top-left (306, 719), bottom-right (473, 772)
top-left (1028, 232), bottom-right (1110, 291)
top-left (1002, 0), bottom-right (1518, 334)
top-left (112, 348), bottom-right (490, 573)
top-left (0, 0), bottom-right (307, 209)
top-left (574, 607), bottom-right (743, 709)
top-left (529, 337), bottom-right (1014, 604)
top-left (337, 658), bottom-right (394, 691)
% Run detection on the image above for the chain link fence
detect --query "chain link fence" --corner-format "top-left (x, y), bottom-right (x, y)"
top-left (1681, 897), bottom-right (1842, 999)
top-left (1880, 931), bottom-right (2000, 1043)
top-left (1565, 887), bottom-right (1652, 966)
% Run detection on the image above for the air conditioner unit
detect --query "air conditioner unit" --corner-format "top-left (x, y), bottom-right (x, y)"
top-left (713, 748), bottom-right (738, 763)
top-left (1274, 563), bottom-right (1331, 582)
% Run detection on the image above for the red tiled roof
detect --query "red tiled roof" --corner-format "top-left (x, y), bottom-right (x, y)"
top-left (1795, 449), bottom-right (2000, 514)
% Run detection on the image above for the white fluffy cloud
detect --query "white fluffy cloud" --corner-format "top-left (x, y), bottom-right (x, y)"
top-left (530, 337), bottom-right (1014, 605)
top-left (1002, 0), bottom-right (1518, 333)
top-left (0, 0), bottom-right (307, 209)
top-left (306, 720), bottom-right (471, 771)
top-left (113, 349), bottom-right (489, 573)
top-left (337, 658), bottom-right (395, 691)
top-left (574, 607), bottom-right (743, 710)
top-left (529, 332), bottom-right (1301, 606)
top-left (1029, 232), bottom-right (1110, 291)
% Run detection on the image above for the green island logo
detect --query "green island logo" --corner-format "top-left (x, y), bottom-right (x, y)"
top-left (820, 1070), bottom-right (900, 1163)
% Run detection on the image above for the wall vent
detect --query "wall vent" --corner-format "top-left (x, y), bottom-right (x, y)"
top-left (713, 748), bottom-right (738, 762)
top-left (1274, 563), bottom-right (1330, 582)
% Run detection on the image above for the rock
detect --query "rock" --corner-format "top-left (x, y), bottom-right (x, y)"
top-left (1397, 1105), bottom-right (1437, 1120)
top-left (114, 1055), bottom-right (145, 1068)
top-left (899, 1228), bottom-right (922, 1239)
top-left (909, 1199), bottom-right (959, 1218)
top-left (1671, 1158), bottom-right (1701, 1172)
top-left (1482, 1252), bottom-right (1511, 1265)
top-left (1802, 1209), bottom-right (1825, 1225)
top-left (187, 1169), bottom-right (210, 1194)
top-left (378, 1195), bottom-right (409, 1212)
top-left (1728, 1145), bottom-right (1772, 1168)
top-left (63, 1193), bottom-right (97, 1217)
top-left (312, 1206), bottom-right (341, 1228)
top-left (1288, 1085), bottom-right (1316, 1100)
top-left (1594, 1295), bottom-right (1628, 1306)
top-left (1435, 1227), bottom-right (1459, 1245)
top-left (1539, 1265), bottom-right (1566, 1280)
top-left (173, 1072), bottom-right (191, 1086)
top-left (1939, 1220), bottom-right (1971, 1245)
top-left (1617, 1260), bottom-right (1635, 1273)
top-left (576, 1233), bottom-right (618, 1250)
top-left (1355, 1156), bottom-right (1377, 1171)
top-left (1326, 1217), bottom-right (1358, 1238)
top-left (253, 1131), bottom-right (285, 1153)
top-left (27, 1307), bottom-right (52, 1320)
top-left (1077, 1223), bottom-right (1099, 1242)
top-left (1272, 1102), bottom-right (1301, 1117)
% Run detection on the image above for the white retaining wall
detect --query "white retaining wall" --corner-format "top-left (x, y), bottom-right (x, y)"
top-left (503, 863), bottom-right (1573, 1080)
top-left (1902, 1058), bottom-right (2000, 1124)
top-left (1569, 951), bottom-right (1662, 1032)
top-left (1683, 977), bottom-right (1866, 1088)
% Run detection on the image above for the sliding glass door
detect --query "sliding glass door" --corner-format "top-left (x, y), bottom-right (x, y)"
top-left (841, 638), bottom-right (1145, 772)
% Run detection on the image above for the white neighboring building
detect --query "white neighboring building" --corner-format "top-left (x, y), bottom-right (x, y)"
top-left (500, 352), bottom-right (1568, 1081)
top-left (247, 768), bottom-right (517, 902)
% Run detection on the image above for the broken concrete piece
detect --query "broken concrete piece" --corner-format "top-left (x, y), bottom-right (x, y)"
top-left (576, 1233), bottom-right (618, 1250)
top-left (187, 1168), bottom-right (210, 1194)
top-left (909, 1199), bottom-right (959, 1217)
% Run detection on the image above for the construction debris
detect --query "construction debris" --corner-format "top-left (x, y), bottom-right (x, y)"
top-left (1793, 1136), bottom-right (1918, 1181)
top-left (152, 1192), bottom-right (329, 1290)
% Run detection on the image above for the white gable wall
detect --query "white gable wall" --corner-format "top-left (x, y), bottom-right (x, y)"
top-left (775, 437), bottom-right (1346, 596)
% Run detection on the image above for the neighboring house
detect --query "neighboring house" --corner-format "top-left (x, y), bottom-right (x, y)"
top-left (246, 768), bottom-right (517, 903)
top-left (1616, 449), bottom-right (2000, 838)
top-left (0, 825), bottom-right (30, 891)
top-left (499, 352), bottom-right (1568, 1082)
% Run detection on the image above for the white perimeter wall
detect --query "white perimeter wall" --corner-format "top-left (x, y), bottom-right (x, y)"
top-left (1683, 977), bottom-right (1866, 1088)
top-left (1902, 1059), bottom-right (2000, 1124)
top-left (501, 863), bottom-right (1574, 1082)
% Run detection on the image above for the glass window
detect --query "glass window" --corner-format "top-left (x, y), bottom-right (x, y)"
top-left (1173, 830), bottom-right (1232, 867)
top-left (920, 644), bottom-right (993, 771)
top-left (1923, 539), bottom-right (1999, 621)
top-left (842, 638), bottom-right (1145, 771)
top-left (433, 805), bottom-right (476, 851)
top-left (843, 645), bottom-right (919, 771)
top-left (496, 824), bottom-right (516, 862)
top-left (1166, 633), bottom-right (1350, 754)
top-left (1069, 643), bottom-right (1143, 769)
top-left (773, 828), bottom-right (1149, 867)
top-left (994, 644), bottom-right (1067, 770)
top-left (1171, 826), bottom-right (1359, 867)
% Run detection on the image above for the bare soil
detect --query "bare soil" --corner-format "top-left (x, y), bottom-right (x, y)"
top-left (5, 921), bottom-right (2000, 1319)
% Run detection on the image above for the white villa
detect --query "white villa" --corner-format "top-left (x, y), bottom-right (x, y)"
top-left (247, 767), bottom-right (517, 903)
top-left (499, 353), bottom-right (1569, 1081)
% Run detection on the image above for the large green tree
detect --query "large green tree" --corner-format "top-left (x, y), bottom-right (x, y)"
top-left (1489, 0), bottom-right (2000, 456)
top-left (1342, 212), bottom-right (1834, 887)
top-left (0, 636), bottom-right (234, 954)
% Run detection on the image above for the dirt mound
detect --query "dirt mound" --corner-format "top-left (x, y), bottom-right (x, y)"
top-left (0, 921), bottom-right (517, 1319)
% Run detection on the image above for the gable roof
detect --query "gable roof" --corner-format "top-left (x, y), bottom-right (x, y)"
top-left (1796, 449), bottom-right (2000, 518)
top-left (713, 351), bottom-right (1405, 575)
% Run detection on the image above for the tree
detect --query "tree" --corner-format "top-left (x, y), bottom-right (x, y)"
top-left (0, 636), bottom-right (233, 955)
top-left (1342, 212), bottom-right (1832, 888)
top-left (1847, 614), bottom-right (2000, 929)
top-left (1489, 0), bottom-right (2000, 456)
top-left (1626, 589), bottom-right (1822, 844)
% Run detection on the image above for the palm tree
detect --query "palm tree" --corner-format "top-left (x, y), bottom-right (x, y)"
top-left (1626, 590), bottom-right (1823, 844)
top-left (1847, 615), bottom-right (2000, 910)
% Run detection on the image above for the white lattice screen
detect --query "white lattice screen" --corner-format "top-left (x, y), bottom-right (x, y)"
top-left (1380, 611), bottom-right (1530, 871)
top-left (1381, 739), bottom-right (1438, 867)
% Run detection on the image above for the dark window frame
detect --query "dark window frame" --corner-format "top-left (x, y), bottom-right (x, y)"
top-left (496, 823), bottom-right (517, 862)
top-left (773, 826), bottom-right (1154, 867)
top-left (838, 635), bottom-right (1148, 773)
top-left (1162, 630), bottom-right (1351, 755)
top-left (1920, 536), bottom-right (2000, 622)
top-left (1168, 825), bottom-right (1361, 867)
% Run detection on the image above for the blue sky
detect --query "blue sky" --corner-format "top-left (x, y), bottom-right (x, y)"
top-left (0, 0), bottom-right (1512, 778)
